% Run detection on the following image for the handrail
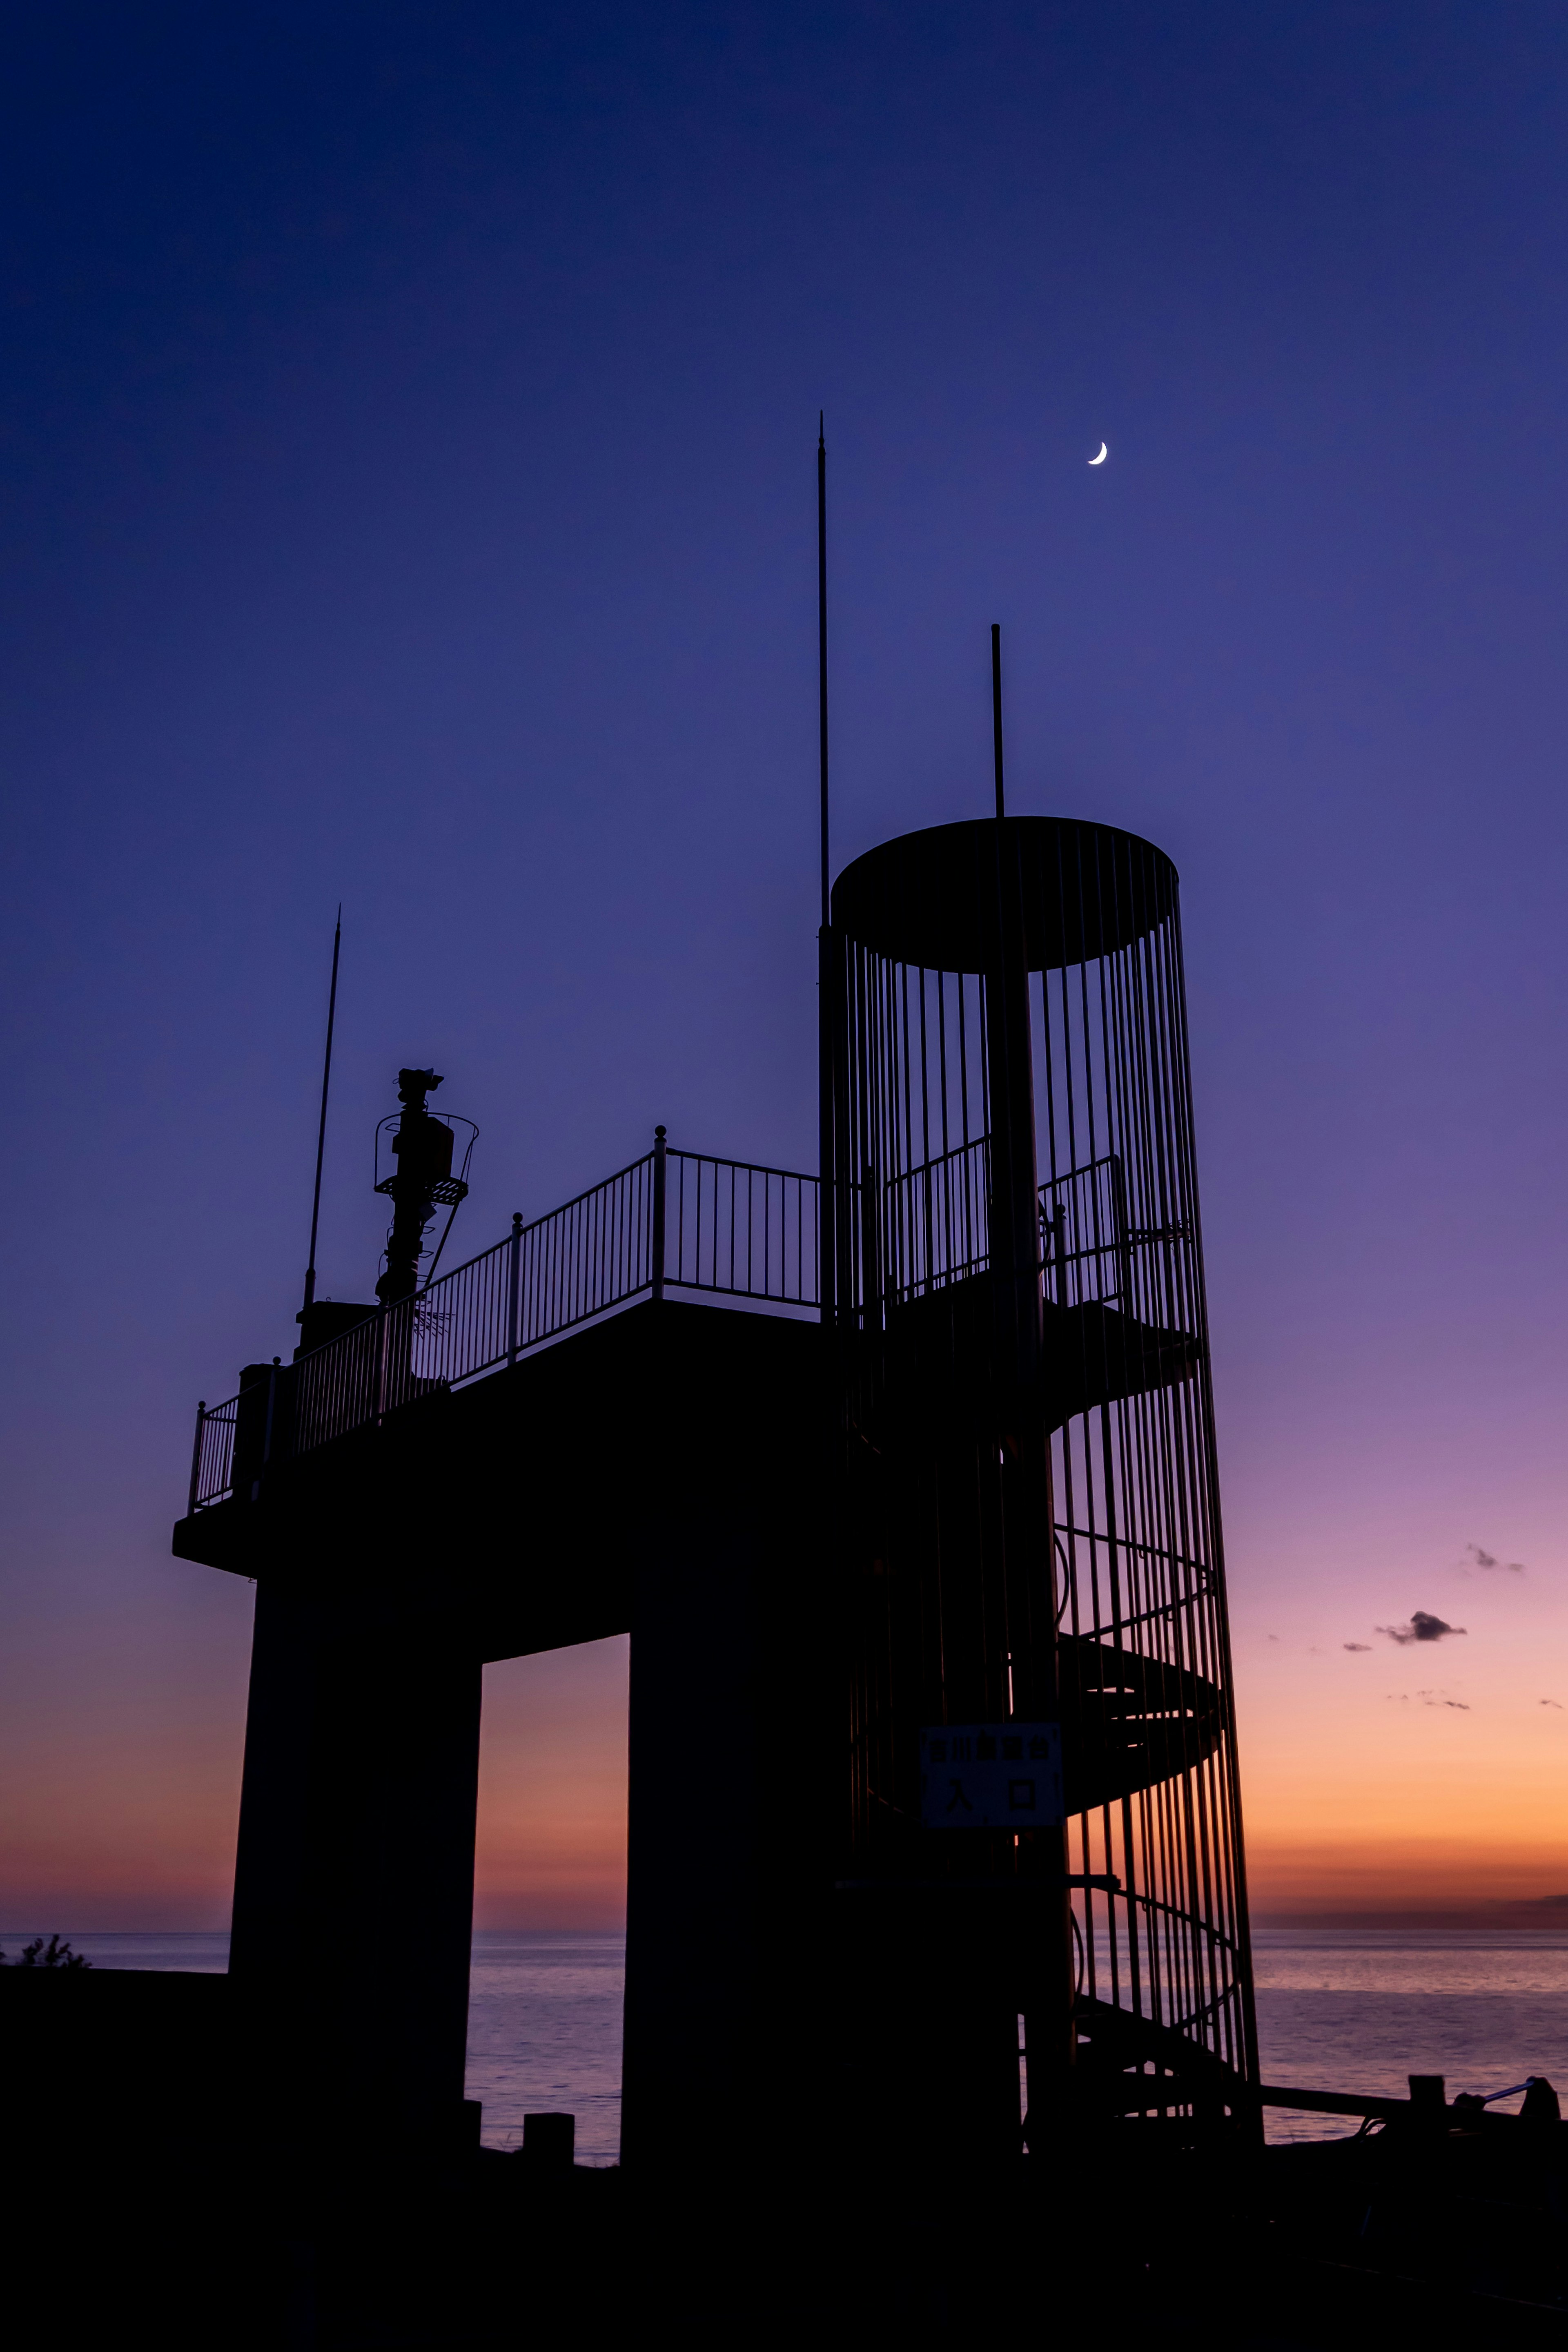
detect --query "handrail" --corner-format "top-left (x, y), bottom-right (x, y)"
top-left (1251, 2083), bottom-right (1540, 2123)
top-left (187, 1140), bottom-right (820, 1511)
top-left (880, 1131), bottom-right (991, 1306)
top-left (1040, 1150), bottom-right (1131, 1307)
top-left (665, 1147), bottom-right (818, 1306)
top-left (187, 1127), bottom-right (1196, 1512)
top-left (867, 1134), bottom-right (1189, 1320)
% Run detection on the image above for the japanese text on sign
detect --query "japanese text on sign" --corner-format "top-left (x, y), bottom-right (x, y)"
top-left (918, 1723), bottom-right (1063, 1830)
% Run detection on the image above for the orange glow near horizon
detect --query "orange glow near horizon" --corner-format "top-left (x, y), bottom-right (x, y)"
top-left (1230, 1536), bottom-right (1568, 1915)
top-left (472, 1639), bottom-right (630, 1931)
top-left (7, 1556), bottom-right (1568, 1931)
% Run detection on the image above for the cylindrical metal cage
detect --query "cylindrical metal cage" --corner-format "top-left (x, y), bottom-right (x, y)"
top-left (824, 814), bottom-right (1256, 2143)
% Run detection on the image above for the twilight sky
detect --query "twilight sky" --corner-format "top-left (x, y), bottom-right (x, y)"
top-left (4, 2), bottom-right (1568, 1928)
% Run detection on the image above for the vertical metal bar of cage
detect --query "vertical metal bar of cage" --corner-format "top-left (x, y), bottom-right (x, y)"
top-left (1173, 886), bottom-right (1261, 2088)
top-left (859, 1161), bottom-right (880, 1329)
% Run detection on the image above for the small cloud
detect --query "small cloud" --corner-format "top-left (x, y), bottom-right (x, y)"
top-left (1344, 1642), bottom-right (1371, 1652)
top-left (1414, 1688), bottom-right (1470, 1710)
top-left (1466, 1544), bottom-right (1524, 1574)
top-left (1377, 1611), bottom-right (1466, 1646)
top-left (1543, 1699), bottom-right (1563, 1710)
top-left (1267, 1634), bottom-right (1279, 1643)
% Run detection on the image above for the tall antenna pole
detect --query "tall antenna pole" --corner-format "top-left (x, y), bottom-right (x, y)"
top-left (991, 622), bottom-right (1006, 820)
top-left (301, 906), bottom-right (342, 1316)
top-left (818, 415), bottom-right (830, 925)
top-left (817, 417), bottom-right (836, 1327)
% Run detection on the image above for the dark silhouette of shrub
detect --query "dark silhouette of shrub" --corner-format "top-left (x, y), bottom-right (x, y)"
top-left (2, 1934), bottom-right (91, 1969)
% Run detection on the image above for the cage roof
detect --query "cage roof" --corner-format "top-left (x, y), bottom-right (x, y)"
top-left (830, 816), bottom-right (1178, 972)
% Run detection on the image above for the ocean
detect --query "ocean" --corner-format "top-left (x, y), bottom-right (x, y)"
top-left (1253, 1928), bottom-right (1568, 2142)
top-left (13, 1926), bottom-right (1566, 2154)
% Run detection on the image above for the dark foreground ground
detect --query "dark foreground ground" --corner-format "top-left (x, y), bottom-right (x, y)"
top-left (5, 1969), bottom-right (1564, 2347)
top-left (7, 2114), bottom-right (1566, 2350)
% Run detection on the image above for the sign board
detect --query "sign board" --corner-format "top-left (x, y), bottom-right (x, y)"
top-left (918, 1723), bottom-right (1063, 1830)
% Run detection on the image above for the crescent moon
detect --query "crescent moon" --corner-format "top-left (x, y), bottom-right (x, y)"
top-left (1089, 442), bottom-right (1108, 465)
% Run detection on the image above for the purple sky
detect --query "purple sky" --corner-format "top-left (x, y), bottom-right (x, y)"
top-left (5, 4), bottom-right (1568, 1923)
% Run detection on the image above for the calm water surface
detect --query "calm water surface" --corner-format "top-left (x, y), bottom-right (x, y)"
top-left (465, 1930), bottom-right (623, 2158)
top-left (1253, 1929), bottom-right (1568, 2142)
top-left (17, 1926), bottom-right (1564, 2157)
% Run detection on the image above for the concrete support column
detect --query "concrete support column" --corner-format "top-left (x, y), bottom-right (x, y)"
top-left (621, 1478), bottom-right (831, 2179)
top-left (620, 1509), bottom-right (760, 2174)
top-left (229, 1579), bottom-right (483, 2154)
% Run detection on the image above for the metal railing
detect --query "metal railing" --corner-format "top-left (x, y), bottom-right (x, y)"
top-left (851, 1135), bottom-right (1139, 1320)
top-left (1040, 1151), bottom-right (1130, 1309)
top-left (666, 1149), bottom-right (817, 1306)
top-left (876, 1141), bottom-right (1182, 1322)
top-left (880, 1133), bottom-right (992, 1308)
top-left (862, 1138), bottom-right (1200, 1341)
top-left (188, 1137), bottom-right (820, 1512)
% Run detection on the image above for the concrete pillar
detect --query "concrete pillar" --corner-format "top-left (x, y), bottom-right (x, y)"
top-left (229, 1579), bottom-right (483, 2154)
top-left (620, 1508), bottom-right (759, 2173)
top-left (620, 1488), bottom-right (831, 2178)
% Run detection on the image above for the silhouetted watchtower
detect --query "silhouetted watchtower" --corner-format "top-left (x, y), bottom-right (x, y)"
top-left (175, 755), bottom-right (1255, 2183)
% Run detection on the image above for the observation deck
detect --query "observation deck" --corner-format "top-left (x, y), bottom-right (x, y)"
top-left (178, 1140), bottom-right (819, 1525)
top-left (175, 1126), bottom-right (1200, 1552)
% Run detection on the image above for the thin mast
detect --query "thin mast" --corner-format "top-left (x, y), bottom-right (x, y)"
top-left (991, 622), bottom-right (1006, 820)
top-left (302, 906), bottom-right (342, 1315)
top-left (816, 417), bottom-right (836, 1327)
top-left (818, 415), bottom-right (830, 925)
